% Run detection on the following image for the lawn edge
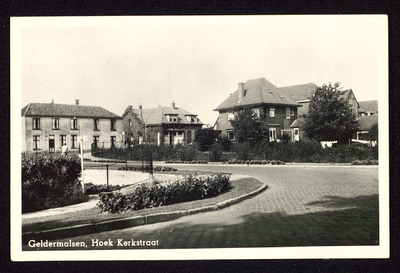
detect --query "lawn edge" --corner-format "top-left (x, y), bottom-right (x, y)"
top-left (22, 179), bottom-right (268, 245)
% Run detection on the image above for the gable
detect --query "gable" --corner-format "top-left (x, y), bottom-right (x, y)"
top-left (214, 78), bottom-right (301, 111)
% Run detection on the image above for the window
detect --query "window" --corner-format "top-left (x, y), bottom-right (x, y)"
top-left (227, 111), bottom-right (235, 121)
top-left (71, 135), bottom-right (78, 148)
top-left (128, 119), bottom-right (132, 127)
top-left (52, 118), bottom-right (59, 129)
top-left (291, 111), bottom-right (295, 117)
top-left (93, 119), bottom-right (99, 130)
top-left (93, 136), bottom-right (99, 148)
top-left (253, 108), bottom-right (260, 118)
top-left (227, 130), bottom-right (235, 141)
top-left (187, 130), bottom-right (192, 143)
top-left (269, 128), bottom-right (277, 142)
top-left (71, 118), bottom-right (78, 130)
top-left (111, 119), bottom-right (116, 131)
top-left (286, 108), bottom-right (291, 119)
top-left (32, 118), bottom-right (40, 130)
top-left (269, 107), bottom-right (275, 118)
top-left (60, 135), bottom-right (66, 147)
top-left (110, 136), bottom-right (116, 147)
top-left (33, 136), bottom-right (40, 150)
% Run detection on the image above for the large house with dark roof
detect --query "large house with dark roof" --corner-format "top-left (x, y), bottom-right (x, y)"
top-left (21, 100), bottom-right (123, 153)
top-left (122, 101), bottom-right (203, 146)
top-left (213, 78), bottom-right (301, 142)
top-left (280, 83), bottom-right (364, 142)
top-left (359, 100), bottom-right (378, 116)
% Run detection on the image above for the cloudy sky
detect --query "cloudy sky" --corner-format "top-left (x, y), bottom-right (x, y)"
top-left (15, 16), bottom-right (387, 125)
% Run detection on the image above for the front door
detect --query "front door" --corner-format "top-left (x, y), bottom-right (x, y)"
top-left (49, 135), bottom-right (55, 153)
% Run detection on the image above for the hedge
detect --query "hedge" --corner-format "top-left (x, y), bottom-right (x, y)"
top-left (96, 174), bottom-right (231, 213)
top-left (22, 156), bottom-right (85, 213)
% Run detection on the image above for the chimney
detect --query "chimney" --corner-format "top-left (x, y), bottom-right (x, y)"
top-left (51, 99), bottom-right (54, 104)
top-left (139, 104), bottom-right (142, 110)
top-left (238, 82), bottom-right (244, 101)
top-left (171, 101), bottom-right (176, 109)
top-left (75, 99), bottom-right (79, 105)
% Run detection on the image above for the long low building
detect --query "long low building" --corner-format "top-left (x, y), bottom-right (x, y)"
top-left (21, 99), bottom-right (123, 153)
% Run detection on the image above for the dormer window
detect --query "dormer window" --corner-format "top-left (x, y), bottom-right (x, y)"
top-left (166, 114), bottom-right (178, 123)
top-left (186, 115), bottom-right (197, 123)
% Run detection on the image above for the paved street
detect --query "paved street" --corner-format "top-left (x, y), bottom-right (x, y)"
top-left (23, 165), bottom-right (379, 250)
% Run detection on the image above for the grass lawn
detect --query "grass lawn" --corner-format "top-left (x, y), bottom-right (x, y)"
top-left (22, 176), bottom-right (263, 233)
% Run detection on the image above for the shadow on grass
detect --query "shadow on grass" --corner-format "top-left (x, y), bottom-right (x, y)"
top-left (146, 194), bottom-right (379, 248)
top-left (23, 194), bottom-right (379, 250)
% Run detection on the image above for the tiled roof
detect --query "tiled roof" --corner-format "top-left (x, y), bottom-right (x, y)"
top-left (357, 115), bottom-right (378, 131)
top-left (290, 117), bottom-right (305, 128)
top-left (279, 83), bottom-right (319, 102)
top-left (214, 78), bottom-right (301, 111)
top-left (21, 103), bottom-right (122, 119)
top-left (359, 100), bottom-right (378, 112)
top-left (126, 106), bottom-right (203, 126)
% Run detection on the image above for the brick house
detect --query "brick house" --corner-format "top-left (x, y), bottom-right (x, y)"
top-left (122, 102), bottom-right (203, 146)
top-left (359, 100), bottom-right (378, 116)
top-left (280, 83), bottom-right (364, 142)
top-left (213, 78), bottom-right (301, 142)
top-left (21, 100), bottom-right (123, 153)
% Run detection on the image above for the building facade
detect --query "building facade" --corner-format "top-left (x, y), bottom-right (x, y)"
top-left (214, 78), bottom-right (301, 142)
top-left (21, 100), bottom-right (123, 153)
top-left (122, 102), bottom-right (203, 146)
top-left (280, 83), bottom-right (364, 142)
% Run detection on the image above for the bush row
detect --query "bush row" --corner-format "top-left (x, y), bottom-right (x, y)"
top-left (96, 174), bottom-right (231, 213)
top-left (165, 160), bottom-right (208, 164)
top-left (224, 159), bottom-right (285, 165)
top-left (22, 156), bottom-right (85, 213)
top-left (351, 159), bottom-right (379, 165)
top-left (117, 165), bottom-right (178, 172)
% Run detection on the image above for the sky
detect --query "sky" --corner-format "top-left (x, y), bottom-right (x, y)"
top-left (16, 16), bottom-right (387, 126)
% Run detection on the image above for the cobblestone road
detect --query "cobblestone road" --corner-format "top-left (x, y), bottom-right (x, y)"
top-left (24, 165), bottom-right (379, 250)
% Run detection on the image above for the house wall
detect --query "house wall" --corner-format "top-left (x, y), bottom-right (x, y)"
top-left (216, 105), bottom-right (298, 141)
top-left (22, 116), bottom-right (123, 153)
top-left (122, 112), bottom-right (145, 144)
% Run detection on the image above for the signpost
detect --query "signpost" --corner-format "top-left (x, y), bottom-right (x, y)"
top-left (79, 135), bottom-right (86, 194)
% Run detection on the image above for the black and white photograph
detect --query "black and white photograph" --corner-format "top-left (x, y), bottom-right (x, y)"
top-left (11, 15), bottom-right (389, 260)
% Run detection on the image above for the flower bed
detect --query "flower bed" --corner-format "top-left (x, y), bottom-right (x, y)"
top-left (165, 160), bottom-right (208, 164)
top-left (96, 174), bottom-right (231, 213)
top-left (224, 159), bottom-right (285, 165)
top-left (117, 165), bottom-right (177, 172)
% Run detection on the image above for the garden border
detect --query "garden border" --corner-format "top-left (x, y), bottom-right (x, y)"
top-left (22, 179), bottom-right (268, 245)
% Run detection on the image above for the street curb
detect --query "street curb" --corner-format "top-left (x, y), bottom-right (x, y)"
top-left (22, 179), bottom-right (268, 244)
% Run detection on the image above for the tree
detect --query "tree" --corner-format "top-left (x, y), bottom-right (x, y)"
top-left (303, 82), bottom-right (359, 144)
top-left (368, 123), bottom-right (378, 143)
top-left (230, 108), bottom-right (268, 147)
top-left (194, 128), bottom-right (219, 151)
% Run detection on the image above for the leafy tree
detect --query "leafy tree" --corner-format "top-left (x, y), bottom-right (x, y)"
top-left (230, 108), bottom-right (268, 147)
top-left (368, 123), bottom-right (378, 143)
top-left (194, 128), bottom-right (219, 151)
top-left (303, 82), bottom-right (359, 144)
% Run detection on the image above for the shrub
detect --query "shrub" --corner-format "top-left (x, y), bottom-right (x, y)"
top-left (22, 156), bottom-right (85, 213)
top-left (179, 143), bottom-right (199, 161)
top-left (209, 142), bottom-right (223, 162)
top-left (97, 174), bottom-right (231, 213)
top-left (233, 141), bottom-right (254, 161)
